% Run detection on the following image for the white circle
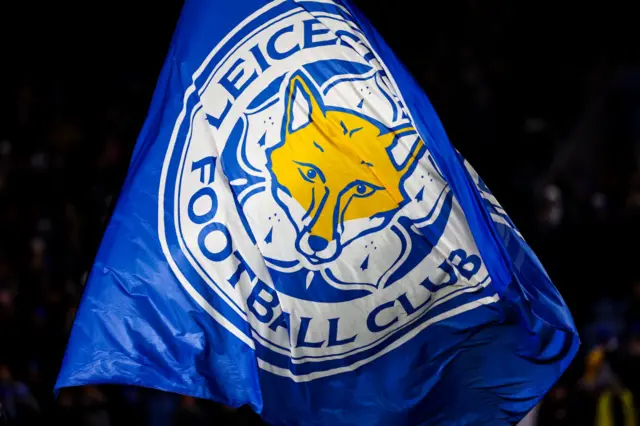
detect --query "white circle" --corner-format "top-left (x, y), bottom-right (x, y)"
top-left (203, 228), bottom-right (229, 255)
top-left (192, 194), bottom-right (213, 217)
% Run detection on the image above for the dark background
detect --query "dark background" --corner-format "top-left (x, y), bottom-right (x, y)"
top-left (1, 1), bottom-right (640, 424)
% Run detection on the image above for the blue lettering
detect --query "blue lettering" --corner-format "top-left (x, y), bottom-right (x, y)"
top-left (227, 250), bottom-right (255, 288)
top-left (198, 222), bottom-right (233, 262)
top-left (206, 102), bottom-right (232, 130)
top-left (248, 280), bottom-right (280, 323)
top-left (363, 51), bottom-right (376, 62)
top-left (191, 156), bottom-right (217, 185)
top-left (219, 57), bottom-right (258, 99)
top-left (367, 301), bottom-right (398, 333)
top-left (269, 311), bottom-right (290, 333)
top-left (296, 317), bottom-right (325, 348)
top-left (267, 25), bottom-right (301, 61)
top-left (189, 184), bottom-right (233, 263)
top-left (188, 187), bottom-right (218, 224)
top-left (334, 29), bottom-right (360, 49)
top-left (450, 248), bottom-right (481, 279)
top-left (327, 318), bottom-right (356, 347)
top-left (334, 29), bottom-right (374, 61)
top-left (422, 249), bottom-right (482, 292)
top-left (397, 292), bottom-right (430, 316)
top-left (303, 19), bottom-right (338, 49)
top-left (422, 259), bottom-right (457, 292)
top-left (249, 44), bottom-right (270, 72)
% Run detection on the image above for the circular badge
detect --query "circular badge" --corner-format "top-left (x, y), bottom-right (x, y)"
top-left (160, 0), bottom-right (492, 381)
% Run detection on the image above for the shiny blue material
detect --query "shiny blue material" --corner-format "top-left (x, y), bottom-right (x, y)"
top-left (56, 1), bottom-right (579, 424)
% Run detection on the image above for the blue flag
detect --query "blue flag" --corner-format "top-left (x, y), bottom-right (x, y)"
top-left (56, 1), bottom-right (579, 424)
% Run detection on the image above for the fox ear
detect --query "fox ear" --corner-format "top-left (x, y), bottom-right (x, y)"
top-left (381, 125), bottom-right (418, 148)
top-left (284, 72), bottom-right (325, 135)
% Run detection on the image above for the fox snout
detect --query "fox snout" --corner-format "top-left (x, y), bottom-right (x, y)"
top-left (295, 189), bottom-right (343, 262)
top-left (298, 233), bottom-right (339, 262)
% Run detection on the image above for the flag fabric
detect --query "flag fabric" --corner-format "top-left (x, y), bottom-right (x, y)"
top-left (56, 1), bottom-right (579, 424)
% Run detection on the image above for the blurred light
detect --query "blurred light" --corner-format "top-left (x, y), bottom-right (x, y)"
top-left (0, 290), bottom-right (12, 307)
top-left (30, 237), bottom-right (46, 255)
top-left (543, 184), bottom-right (561, 203)
top-left (591, 192), bottom-right (607, 210)
top-left (0, 140), bottom-right (10, 157)
top-left (524, 117), bottom-right (548, 134)
top-left (30, 152), bottom-right (48, 170)
top-left (36, 218), bottom-right (52, 233)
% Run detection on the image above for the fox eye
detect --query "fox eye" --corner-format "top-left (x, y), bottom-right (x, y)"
top-left (294, 161), bottom-right (324, 184)
top-left (297, 167), bottom-right (316, 183)
top-left (352, 181), bottom-right (381, 197)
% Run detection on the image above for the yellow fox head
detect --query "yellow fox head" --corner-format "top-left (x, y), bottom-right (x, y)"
top-left (266, 72), bottom-right (423, 264)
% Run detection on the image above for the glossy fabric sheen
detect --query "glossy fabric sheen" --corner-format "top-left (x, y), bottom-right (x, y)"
top-left (56, 1), bottom-right (579, 424)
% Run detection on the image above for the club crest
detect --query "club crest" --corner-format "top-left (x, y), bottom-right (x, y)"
top-left (159, 0), bottom-right (495, 381)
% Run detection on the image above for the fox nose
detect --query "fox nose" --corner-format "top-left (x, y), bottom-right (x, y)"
top-left (308, 235), bottom-right (329, 252)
